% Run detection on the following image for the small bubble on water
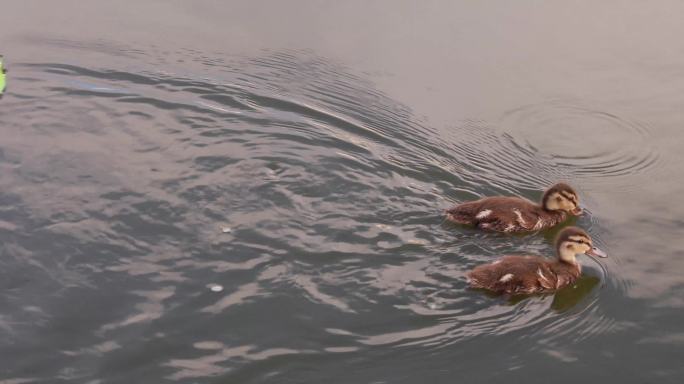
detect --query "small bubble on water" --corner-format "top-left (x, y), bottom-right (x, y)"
top-left (424, 297), bottom-right (439, 310)
top-left (207, 284), bottom-right (224, 292)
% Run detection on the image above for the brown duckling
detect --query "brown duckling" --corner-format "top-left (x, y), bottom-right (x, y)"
top-left (467, 226), bottom-right (607, 294)
top-left (445, 182), bottom-right (582, 233)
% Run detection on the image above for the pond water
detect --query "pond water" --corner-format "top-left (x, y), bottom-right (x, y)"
top-left (1, 2), bottom-right (683, 383)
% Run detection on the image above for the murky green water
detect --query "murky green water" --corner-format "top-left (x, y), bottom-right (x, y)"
top-left (1, 2), bottom-right (682, 383)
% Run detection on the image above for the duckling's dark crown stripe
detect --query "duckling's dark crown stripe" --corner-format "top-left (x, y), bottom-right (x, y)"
top-left (559, 191), bottom-right (577, 204)
top-left (567, 235), bottom-right (591, 245)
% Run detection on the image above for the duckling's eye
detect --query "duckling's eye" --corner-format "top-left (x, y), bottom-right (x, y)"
top-left (556, 197), bottom-right (562, 202)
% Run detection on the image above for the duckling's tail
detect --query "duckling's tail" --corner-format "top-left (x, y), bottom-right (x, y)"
top-left (444, 203), bottom-right (477, 225)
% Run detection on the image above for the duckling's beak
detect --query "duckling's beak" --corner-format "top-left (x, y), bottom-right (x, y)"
top-left (586, 246), bottom-right (607, 258)
top-left (571, 206), bottom-right (583, 215)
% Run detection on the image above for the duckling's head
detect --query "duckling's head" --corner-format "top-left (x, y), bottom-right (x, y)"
top-left (542, 182), bottom-right (582, 215)
top-left (555, 226), bottom-right (607, 264)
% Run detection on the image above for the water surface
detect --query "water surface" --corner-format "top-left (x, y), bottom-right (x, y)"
top-left (0, 2), bottom-right (683, 383)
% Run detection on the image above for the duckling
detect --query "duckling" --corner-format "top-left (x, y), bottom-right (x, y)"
top-left (445, 182), bottom-right (582, 233)
top-left (467, 226), bottom-right (607, 294)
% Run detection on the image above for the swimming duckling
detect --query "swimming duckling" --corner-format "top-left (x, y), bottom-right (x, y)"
top-left (467, 226), bottom-right (607, 294)
top-left (445, 182), bottom-right (582, 232)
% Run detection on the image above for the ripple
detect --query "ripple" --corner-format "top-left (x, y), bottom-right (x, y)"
top-left (1, 46), bottom-right (631, 382)
top-left (499, 100), bottom-right (663, 188)
top-left (353, 278), bottom-right (614, 352)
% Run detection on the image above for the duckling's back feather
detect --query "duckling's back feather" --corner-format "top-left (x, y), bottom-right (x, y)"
top-left (446, 197), bottom-right (558, 232)
top-left (467, 255), bottom-right (580, 294)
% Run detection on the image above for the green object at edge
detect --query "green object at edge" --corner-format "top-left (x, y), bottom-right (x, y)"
top-left (0, 56), bottom-right (6, 94)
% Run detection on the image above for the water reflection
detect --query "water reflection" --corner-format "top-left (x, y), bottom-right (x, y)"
top-left (551, 275), bottom-right (601, 312)
top-left (503, 275), bottom-right (601, 310)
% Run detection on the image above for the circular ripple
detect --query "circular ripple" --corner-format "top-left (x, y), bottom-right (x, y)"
top-left (499, 100), bottom-right (663, 186)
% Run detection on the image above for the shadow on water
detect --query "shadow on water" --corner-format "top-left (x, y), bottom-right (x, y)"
top-left (551, 276), bottom-right (601, 312)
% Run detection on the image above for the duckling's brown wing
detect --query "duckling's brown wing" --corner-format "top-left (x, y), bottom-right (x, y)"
top-left (446, 197), bottom-right (540, 232)
top-left (445, 199), bottom-right (486, 225)
top-left (468, 255), bottom-right (557, 294)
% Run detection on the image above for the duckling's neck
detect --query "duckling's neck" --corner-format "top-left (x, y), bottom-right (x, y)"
top-left (550, 258), bottom-right (582, 281)
top-left (538, 206), bottom-right (567, 224)
top-left (557, 249), bottom-right (581, 271)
